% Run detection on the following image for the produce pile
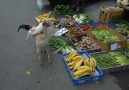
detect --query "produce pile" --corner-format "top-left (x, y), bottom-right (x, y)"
top-left (54, 15), bottom-right (76, 28)
top-left (79, 24), bottom-right (95, 32)
top-left (36, 13), bottom-right (55, 21)
top-left (53, 5), bottom-right (73, 15)
top-left (115, 28), bottom-right (128, 38)
top-left (73, 14), bottom-right (93, 24)
top-left (91, 30), bottom-right (121, 43)
top-left (66, 26), bottom-right (83, 36)
top-left (66, 51), bottom-right (97, 79)
top-left (71, 36), bottom-right (100, 50)
top-left (115, 23), bottom-right (129, 30)
top-left (92, 51), bottom-right (129, 69)
top-left (48, 36), bottom-right (75, 53)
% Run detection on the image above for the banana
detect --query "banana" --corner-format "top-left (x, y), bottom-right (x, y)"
top-left (68, 61), bottom-right (75, 66)
top-left (73, 66), bottom-right (92, 77)
top-left (72, 55), bottom-right (83, 61)
top-left (90, 59), bottom-right (96, 72)
top-left (72, 59), bottom-right (81, 66)
top-left (77, 66), bottom-right (89, 71)
top-left (66, 53), bottom-right (78, 62)
top-left (84, 60), bottom-right (87, 66)
top-left (89, 59), bottom-right (92, 67)
top-left (67, 51), bottom-right (78, 58)
top-left (77, 72), bottom-right (92, 78)
top-left (70, 65), bottom-right (74, 70)
top-left (73, 60), bottom-right (83, 71)
top-left (91, 58), bottom-right (97, 68)
top-left (86, 60), bottom-right (90, 67)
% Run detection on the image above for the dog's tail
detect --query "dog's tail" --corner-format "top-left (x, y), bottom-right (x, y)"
top-left (18, 25), bottom-right (31, 33)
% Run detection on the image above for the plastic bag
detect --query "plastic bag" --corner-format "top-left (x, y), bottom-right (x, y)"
top-left (37, 0), bottom-right (44, 10)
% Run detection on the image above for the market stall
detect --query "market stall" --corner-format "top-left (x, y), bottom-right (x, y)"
top-left (34, 5), bottom-right (129, 85)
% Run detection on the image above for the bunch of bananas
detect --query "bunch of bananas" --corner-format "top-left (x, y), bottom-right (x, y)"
top-left (36, 13), bottom-right (56, 21)
top-left (66, 51), bottom-right (97, 79)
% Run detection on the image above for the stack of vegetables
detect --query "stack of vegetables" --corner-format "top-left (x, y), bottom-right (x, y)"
top-left (53, 5), bottom-right (73, 15)
top-left (36, 13), bottom-right (55, 21)
top-left (73, 14), bottom-right (93, 24)
top-left (92, 51), bottom-right (129, 69)
top-left (66, 51), bottom-right (97, 79)
top-left (79, 24), bottom-right (95, 33)
top-left (66, 26), bottom-right (83, 37)
top-left (48, 36), bottom-right (75, 53)
top-left (71, 36), bottom-right (100, 50)
top-left (54, 15), bottom-right (76, 28)
top-left (91, 30), bottom-right (121, 43)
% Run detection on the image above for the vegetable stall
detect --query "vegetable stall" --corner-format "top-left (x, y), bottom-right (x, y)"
top-left (35, 6), bottom-right (129, 85)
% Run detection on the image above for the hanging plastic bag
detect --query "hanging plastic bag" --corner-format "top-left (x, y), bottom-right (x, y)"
top-left (37, 0), bottom-right (44, 10)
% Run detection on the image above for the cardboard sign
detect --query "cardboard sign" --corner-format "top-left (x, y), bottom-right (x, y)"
top-left (55, 28), bottom-right (68, 36)
top-left (111, 43), bottom-right (118, 50)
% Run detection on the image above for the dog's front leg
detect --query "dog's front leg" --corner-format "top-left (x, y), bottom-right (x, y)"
top-left (37, 47), bottom-right (43, 66)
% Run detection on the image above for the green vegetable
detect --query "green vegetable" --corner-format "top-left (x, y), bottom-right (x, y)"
top-left (73, 14), bottom-right (93, 24)
top-left (91, 30), bottom-right (121, 43)
top-left (48, 36), bottom-right (75, 53)
top-left (93, 53), bottom-right (118, 69)
top-left (53, 5), bottom-right (73, 15)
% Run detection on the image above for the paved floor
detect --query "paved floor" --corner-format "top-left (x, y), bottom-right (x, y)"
top-left (0, 0), bottom-right (129, 90)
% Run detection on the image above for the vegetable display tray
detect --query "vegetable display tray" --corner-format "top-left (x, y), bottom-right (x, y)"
top-left (89, 50), bottom-right (129, 73)
top-left (62, 51), bottom-right (103, 85)
top-left (125, 48), bottom-right (129, 57)
top-left (65, 25), bottom-right (85, 38)
top-left (68, 34), bottom-right (101, 53)
top-left (109, 20), bottom-right (129, 34)
top-left (77, 23), bottom-right (97, 33)
top-left (92, 22), bottom-right (116, 29)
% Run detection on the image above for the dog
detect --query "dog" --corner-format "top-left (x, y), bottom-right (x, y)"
top-left (18, 11), bottom-right (55, 65)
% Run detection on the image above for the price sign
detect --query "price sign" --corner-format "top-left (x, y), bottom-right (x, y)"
top-left (111, 43), bottom-right (118, 50)
top-left (55, 28), bottom-right (68, 36)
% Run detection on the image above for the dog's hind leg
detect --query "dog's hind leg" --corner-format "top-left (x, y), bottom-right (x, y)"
top-left (37, 47), bottom-right (43, 66)
top-left (45, 47), bottom-right (51, 64)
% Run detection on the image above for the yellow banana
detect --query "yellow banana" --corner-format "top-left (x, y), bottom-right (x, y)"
top-left (72, 56), bottom-right (83, 61)
top-left (71, 59), bottom-right (81, 66)
top-left (86, 60), bottom-right (90, 67)
top-left (77, 66), bottom-right (88, 71)
top-left (73, 60), bottom-right (83, 71)
top-left (67, 51), bottom-right (78, 59)
top-left (68, 61), bottom-right (74, 66)
top-left (90, 59), bottom-right (95, 72)
top-left (73, 66), bottom-right (92, 77)
top-left (77, 72), bottom-right (92, 78)
top-left (92, 58), bottom-right (97, 68)
top-left (66, 53), bottom-right (78, 62)
top-left (70, 66), bottom-right (74, 70)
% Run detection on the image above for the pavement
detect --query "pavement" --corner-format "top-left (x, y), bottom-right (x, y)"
top-left (0, 0), bottom-right (129, 90)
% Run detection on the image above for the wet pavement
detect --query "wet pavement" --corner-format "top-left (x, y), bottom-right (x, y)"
top-left (0, 0), bottom-right (129, 90)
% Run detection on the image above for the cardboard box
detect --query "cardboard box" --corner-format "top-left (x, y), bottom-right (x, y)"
top-left (99, 6), bottom-right (124, 22)
top-left (87, 26), bottom-right (127, 51)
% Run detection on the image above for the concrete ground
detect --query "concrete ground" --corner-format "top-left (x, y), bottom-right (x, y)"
top-left (0, 0), bottom-right (129, 90)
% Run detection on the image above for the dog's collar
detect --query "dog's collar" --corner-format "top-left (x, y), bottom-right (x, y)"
top-left (42, 21), bottom-right (47, 26)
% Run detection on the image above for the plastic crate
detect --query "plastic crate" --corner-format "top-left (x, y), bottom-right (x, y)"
top-left (76, 23), bottom-right (96, 33)
top-left (62, 51), bottom-right (103, 85)
top-left (89, 50), bottom-right (129, 73)
top-left (92, 22), bottom-right (116, 29)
